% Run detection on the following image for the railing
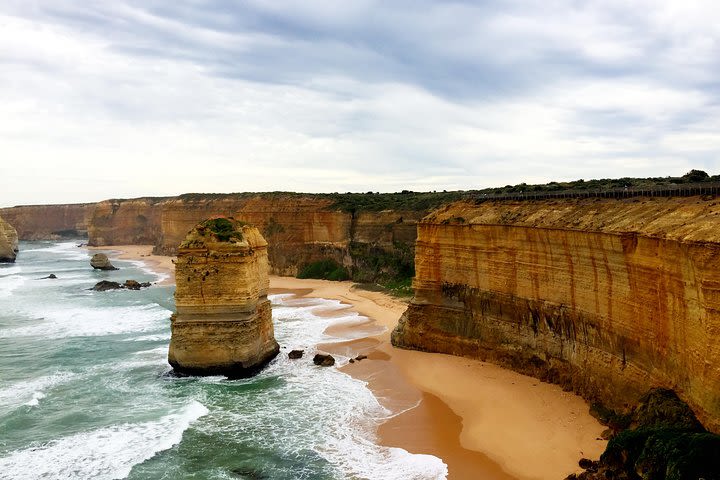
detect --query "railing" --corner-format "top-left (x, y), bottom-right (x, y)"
top-left (470, 182), bottom-right (720, 203)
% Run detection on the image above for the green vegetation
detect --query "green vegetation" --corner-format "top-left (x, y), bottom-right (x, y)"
top-left (326, 190), bottom-right (465, 213)
top-left (349, 241), bottom-right (414, 283)
top-left (202, 218), bottom-right (245, 242)
top-left (482, 169), bottom-right (717, 195)
top-left (582, 389), bottom-right (720, 480)
top-left (297, 259), bottom-right (350, 281)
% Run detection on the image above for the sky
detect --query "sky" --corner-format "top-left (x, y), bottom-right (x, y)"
top-left (1, 0), bottom-right (719, 206)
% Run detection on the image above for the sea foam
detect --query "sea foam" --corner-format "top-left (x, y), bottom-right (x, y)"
top-left (0, 401), bottom-right (208, 480)
top-left (0, 303), bottom-right (171, 339)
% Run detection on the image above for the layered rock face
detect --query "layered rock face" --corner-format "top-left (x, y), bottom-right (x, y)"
top-left (0, 215), bottom-right (19, 262)
top-left (91, 194), bottom-right (424, 281)
top-left (392, 196), bottom-right (720, 432)
top-left (0, 193), bottom-right (442, 281)
top-left (168, 218), bottom-right (279, 376)
top-left (0, 204), bottom-right (94, 240)
top-left (88, 198), bottom-right (166, 246)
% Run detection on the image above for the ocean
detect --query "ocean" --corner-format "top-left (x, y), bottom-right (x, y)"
top-left (0, 241), bottom-right (447, 480)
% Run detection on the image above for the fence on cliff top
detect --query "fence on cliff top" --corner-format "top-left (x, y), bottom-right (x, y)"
top-left (470, 181), bottom-right (720, 203)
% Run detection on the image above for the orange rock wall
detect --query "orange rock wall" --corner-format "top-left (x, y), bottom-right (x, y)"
top-left (0, 195), bottom-right (425, 279)
top-left (393, 197), bottom-right (720, 432)
top-left (0, 204), bottom-right (95, 240)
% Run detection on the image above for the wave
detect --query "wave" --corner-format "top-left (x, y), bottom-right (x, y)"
top-left (0, 304), bottom-right (171, 339)
top-left (197, 298), bottom-right (448, 480)
top-left (0, 274), bottom-right (25, 299)
top-left (0, 401), bottom-right (208, 480)
top-left (0, 371), bottom-right (77, 410)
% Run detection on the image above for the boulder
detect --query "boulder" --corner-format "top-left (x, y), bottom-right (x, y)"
top-left (288, 349), bottom-right (304, 359)
top-left (91, 281), bottom-right (124, 291)
top-left (313, 353), bottom-right (335, 367)
top-left (90, 253), bottom-right (118, 270)
top-left (43, 274), bottom-right (58, 279)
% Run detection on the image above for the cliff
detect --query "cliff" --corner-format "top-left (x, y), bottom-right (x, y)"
top-left (0, 215), bottom-right (18, 262)
top-left (0, 192), bottom-right (458, 283)
top-left (87, 193), bottom-right (433, 282)
top-left (168, 217), bottom-right (279, 376)
top-left (0, 203), bottom-right (94, 240)
top-left (392, 196), bottom-right (720, 433)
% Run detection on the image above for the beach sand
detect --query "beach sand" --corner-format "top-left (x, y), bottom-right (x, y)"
top-left (101, 246), bottom-right (606, 479)
top-left (90, 245), bottom-right (175, 285)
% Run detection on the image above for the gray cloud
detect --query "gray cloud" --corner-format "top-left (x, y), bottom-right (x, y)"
top-left (0, 0), bottom-right (719, 205)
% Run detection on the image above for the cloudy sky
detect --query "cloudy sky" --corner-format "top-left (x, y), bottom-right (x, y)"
top-left (1, 0), bottom-right (719, 206)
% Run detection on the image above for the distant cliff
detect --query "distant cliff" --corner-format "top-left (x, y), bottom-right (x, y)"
top-left (392, 196), bottom-right (720, 433)
top-left (0, 192), bottom-right (461, 283)
top-left (0, 203), bottom-right (94, 240)
top-left (0, 215), bottom-right (18, 262)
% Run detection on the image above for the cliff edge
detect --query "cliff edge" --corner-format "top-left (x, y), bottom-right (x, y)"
top-left (392, 196), bottom-right (720, 433)
top-left (168, 217), bottom-right (279, 376)
top-left (0, 215), bottom-right (18, 263)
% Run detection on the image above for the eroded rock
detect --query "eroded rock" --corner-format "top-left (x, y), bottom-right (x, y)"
top-left (90, 253), bottom-right (118, 270)
top-left (313, 353), bottom-right (335, 367)
top-left (288, 350), bottom-right (304, 359)
top-left (168, 217), bottom-right (279, 377)
top-left (0, 215), bottom-right (18, 263)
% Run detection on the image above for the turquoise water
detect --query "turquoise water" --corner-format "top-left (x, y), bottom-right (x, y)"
top-left (0, 241), bottom-right (446, 480)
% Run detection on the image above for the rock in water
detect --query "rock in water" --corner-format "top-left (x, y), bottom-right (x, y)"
top-left (288, 349), bottom-right (304, 359)
top-left (92, 280), bottom-right (124, 291)
top-left (0, 215), bottom-right (18, 263)
top-left (90, 253), bottom-right (118, 270)
top-left (168, 217), bottom-right (279, 377)
top-left (313, 354), bottom-right (335, 367)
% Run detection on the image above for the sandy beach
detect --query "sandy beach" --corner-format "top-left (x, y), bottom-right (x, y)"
top-left (90, 245), bottom-right (175, 285)
top-left (102, 246), bottom-right (606, 480)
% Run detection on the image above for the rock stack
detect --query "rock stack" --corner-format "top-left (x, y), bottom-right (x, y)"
top-left (168, 217), bottom-right (279, 377)
top-left (0, 215), bottom-right (18, 263)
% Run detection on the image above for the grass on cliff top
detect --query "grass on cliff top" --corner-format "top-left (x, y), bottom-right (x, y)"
top-left (134, 169), bottom-right (718, 212)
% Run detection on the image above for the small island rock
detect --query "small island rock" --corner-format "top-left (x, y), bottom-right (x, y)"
top-left (92, 280), bottom-right (124, 291)
top-left (90, 253), bottom-right (118, 271)
top-left (313, 353), bottom-right (335, 367)
top-left (288, 349), bottom-right (304, 359)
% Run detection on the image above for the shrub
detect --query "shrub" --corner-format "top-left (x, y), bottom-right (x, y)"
top-left (297, 259), bottom-right (350, 281)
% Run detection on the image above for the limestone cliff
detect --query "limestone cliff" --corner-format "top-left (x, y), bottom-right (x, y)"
top-left (89, 193), bottom-right (426, 282)
top-left (1, 192), bottom-right (456, 282)
top-left (0, 203), bottom-right (94, 240)
top-left (0, 215), bottom-right (18, 263)
top-left (392, 196), bottom-right (720, 433)
top-left (168, 217), bottom-right (279, 376)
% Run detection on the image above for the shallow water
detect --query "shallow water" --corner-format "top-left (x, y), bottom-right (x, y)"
top-left (0, 241), bottom-right (447, 479)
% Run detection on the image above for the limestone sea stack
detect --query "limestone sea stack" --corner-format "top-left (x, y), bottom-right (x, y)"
top-left (0, 215), bottom-right (19, 263)
top-left (168, 217), bottom-right (279, 377)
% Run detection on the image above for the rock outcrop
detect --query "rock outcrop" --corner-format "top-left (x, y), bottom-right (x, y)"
top-left (0, 203), bottom-right (94, 240)
top-left (90, 253), bottom-right (118, 270)
top-left (392, 196), bottom-right (720, 433)
top-left (0, 215), bottom-right (19, 263)
top-left (168, 217), bottom-right (279, 377)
